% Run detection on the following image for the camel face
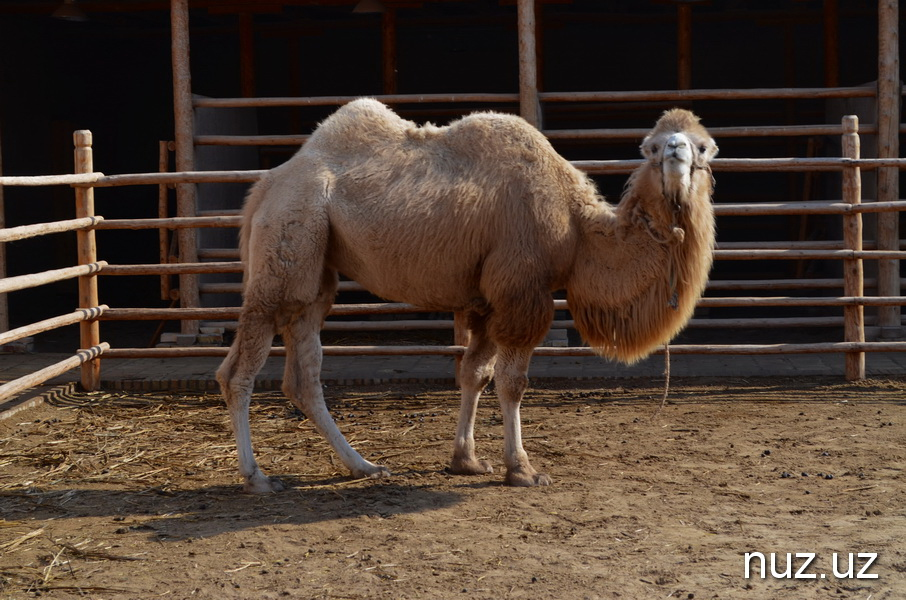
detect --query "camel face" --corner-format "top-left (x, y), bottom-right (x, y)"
top-left (661, 131), bottom-right (694, 194)
top-left (640, 110), bottom-right (717, 202)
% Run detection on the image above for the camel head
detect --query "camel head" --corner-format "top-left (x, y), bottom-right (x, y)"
top-left (568, 108), bottom-right (717, 365)
top-left (639, 108), bottom-right (718, 207)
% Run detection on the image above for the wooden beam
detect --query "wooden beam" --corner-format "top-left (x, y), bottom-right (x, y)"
top-left (841, 116), bottom-right (865, 380)
top-left (239, 12), bottom-right (256, 97)
top-left (876, 0), bottom-right (900, 335)
top-left (73, 131), bottom-right (102, 391)
top-left (517, 0), bottom-right (541, 127)
top-left (677, 3), bottom-right (692, 90)
top-left (823, 0), bottom-right (840, 86)
top-left (171, 0), bottom-right (200, 334)
top-left (382, 7), bottom-right (398, 94)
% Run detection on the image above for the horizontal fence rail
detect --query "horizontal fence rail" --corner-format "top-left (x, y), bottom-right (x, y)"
top-left (0, 262), bottom-right (107, 295)
top-left (0, 306), bottom-right (108, 348)
top-left (5, 159), bottom-right (904, 189)
top-left (0, 216), bottom-right (103, 243)
top-left (190, 86), bottom-right (877, 111)
top-left (0, 344), bottom-right (109, 402)
top-left (196, 125), bottom-right (886, 147)
top-left (98, 341), bottom-right (906, 360)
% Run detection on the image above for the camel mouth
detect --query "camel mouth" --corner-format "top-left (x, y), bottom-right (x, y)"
top-left (662, 133), bottom-right (693, 170)
top-left (662, 154), bottom-right (692, 177)
top-left (660, 149), bottom-right (693, 194)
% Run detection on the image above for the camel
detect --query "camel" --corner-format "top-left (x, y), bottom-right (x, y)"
top-left (216, 99), bottom-right (717, 492)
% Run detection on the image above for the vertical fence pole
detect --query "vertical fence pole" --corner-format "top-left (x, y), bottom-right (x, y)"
top-left (171, 0), bottom-right (199, 334)
top-left (841, 116), bottom-right (865, 381)
top-left (74, 130), bottom-right (101, 390)
top-left (677, 3), bottom-right (692, 90)
top-left (876, 0), bottom-right (900, 337)
top-left (823, 0), bottom-right (840, 87)
top-left (517, 0), bottom-right (541, 128)
top-left (382, 7), bottom-right (398, 95)
top-left (239, 12), bottom-right (256, 98)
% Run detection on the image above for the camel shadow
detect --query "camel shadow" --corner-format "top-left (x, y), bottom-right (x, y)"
top-left (0, 478), bottom-right (462, 541)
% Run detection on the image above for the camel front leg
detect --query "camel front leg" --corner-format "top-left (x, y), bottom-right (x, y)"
top-left (282, 313), bottom-right (390, 480)
top-left (496, 347), bottom-right (551, 486)
top-left (450, 323), bottom-right (497, 475)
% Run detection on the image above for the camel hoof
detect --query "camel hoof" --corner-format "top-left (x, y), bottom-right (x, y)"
top-left (352, 463), bottom-right (391, 480)
top-left (449, 458), bottom-right (494, 476)
top-left (505, 469), bottom-right (552, 487)
top-left (243, 474), bottom-right (285, 494)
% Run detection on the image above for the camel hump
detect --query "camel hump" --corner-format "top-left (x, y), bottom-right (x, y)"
top-left (447, 111), bottom-right (546, 146)
top-left (330, 97), bottom-right (399, 125)
top-left (308, 98), bottom-right (412, 152)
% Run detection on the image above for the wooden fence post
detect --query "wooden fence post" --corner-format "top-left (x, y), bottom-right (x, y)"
top-left (677, 3), bottom-right (692, 90)
top-left (876, 0), bottom-right (900, 337)
top-left (171, 0), bottom-right (200, 334)
top-left (517, 0), bottom-right (541, 128)
top-left (841, 116), bottom-right (865, 381)
top-left (382, 7), bottom-right (398, 95)
top-left (74, 130), bottom-right (101, 390)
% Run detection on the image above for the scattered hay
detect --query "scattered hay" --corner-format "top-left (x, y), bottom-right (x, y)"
top-left (0, 387), bottom-right (457, 497)
top-left (1, 391), bottom-right (268, 493)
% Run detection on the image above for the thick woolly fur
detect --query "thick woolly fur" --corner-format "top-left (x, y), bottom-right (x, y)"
top-left (569, 108), bottom-right (717, 363)
top-left (240, 99), bottom-right (716, 362)
top-left (219, 100), bottom-right (718, 490)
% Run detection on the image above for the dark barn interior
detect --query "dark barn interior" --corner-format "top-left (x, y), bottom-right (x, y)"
top-left (0, 0), bottom-right (902, 351)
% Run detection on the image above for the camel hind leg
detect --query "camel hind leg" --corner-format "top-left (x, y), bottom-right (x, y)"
top-left (218, 176), bottom-right (334, 492)
top-left (216, 311), bottom-right (280, 493)
top-left (281, 268), bottom-right (391, 480)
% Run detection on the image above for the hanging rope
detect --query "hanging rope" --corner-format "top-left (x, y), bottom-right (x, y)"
top-left (653, 343), bottom-right (671, 419)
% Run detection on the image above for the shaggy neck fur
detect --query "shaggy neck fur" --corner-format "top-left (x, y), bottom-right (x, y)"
top-left (567, 158), bottom-right (715, 364)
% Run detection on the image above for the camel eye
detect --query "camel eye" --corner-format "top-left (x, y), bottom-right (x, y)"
top-left (650, 144), bottom-right (659, 154)
top-left (698, 145), bottom-right (707, 154)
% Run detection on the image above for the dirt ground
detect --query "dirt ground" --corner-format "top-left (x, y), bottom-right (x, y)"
top-left (0, 376), bottom-right (904, 600)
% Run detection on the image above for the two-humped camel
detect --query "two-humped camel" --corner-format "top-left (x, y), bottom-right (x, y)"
top-left (217, 99), bottom-right (717, 492)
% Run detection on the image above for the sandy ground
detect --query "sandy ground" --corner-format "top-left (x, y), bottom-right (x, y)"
top-left (0, 376), bottom-right (904, 599)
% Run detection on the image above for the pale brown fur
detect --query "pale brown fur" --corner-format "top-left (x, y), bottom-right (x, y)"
top-left (217, 99), bottom-right (717, 492)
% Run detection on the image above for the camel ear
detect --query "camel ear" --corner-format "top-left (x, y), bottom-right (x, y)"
top-left (639, 134), bottom-right (658, 160)
top-left (695, 137), bottom-right (719, 166)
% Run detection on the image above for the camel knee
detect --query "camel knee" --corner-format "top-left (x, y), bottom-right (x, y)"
top-left (216, 351), bottom-right (239, 398)
top-left (497, 370), bottom-right (528, 399)
top-left (217, 347), bottom-right (255, 387)
top-left (280, 379), bottom-right (293, 400)
top-left (280, 378), bottom-right (308, 413)
top-left (216, 343), bottom-right (240, 378)
top-left (459, 331), bottom-right (498, 392)
top-left (460, 358), bottom-right (495, 391)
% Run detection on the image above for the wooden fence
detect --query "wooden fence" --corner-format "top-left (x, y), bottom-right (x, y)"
top-left (0, 111), bottom-right (905, 404)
